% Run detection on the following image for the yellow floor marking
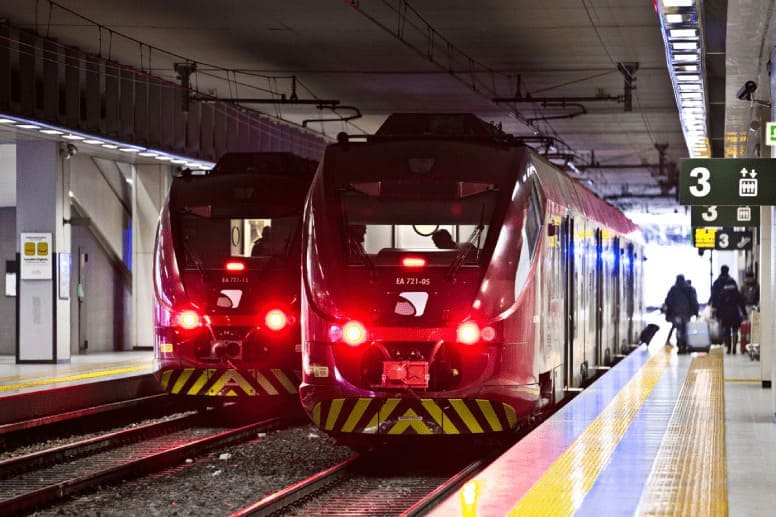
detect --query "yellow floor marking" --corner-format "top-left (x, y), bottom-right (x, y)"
top-left (636, 350), bottom-right (726, 516)
top-left (0, 365), bottom-right (149, 392)
top-left (723, 378), bottom-right (759, 383)
top-left (508, 351), bottom-right (671, 516)
top-left (0, 359), bottom-right (151, 383)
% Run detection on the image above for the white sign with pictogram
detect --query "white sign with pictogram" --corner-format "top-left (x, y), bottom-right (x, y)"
top-left (20, 233), bottom-right (52, 280)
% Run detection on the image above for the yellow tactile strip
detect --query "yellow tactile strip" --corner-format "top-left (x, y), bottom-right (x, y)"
top-left (0, 365), bottom-right (149, 393)
top-left (508, 350), bottom-right (672, 516)
top-left (636, 349), bottom-right (726, 516)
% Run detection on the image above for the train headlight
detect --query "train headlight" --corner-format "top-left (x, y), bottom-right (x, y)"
top-left (265, 309), bottom-right (288, 331)
top-left (342, 320), bottom-right (367, 346)
top-left (457, 321), bottom-right (480, 345)
top-left (176, 310), bottom-right (201, 330)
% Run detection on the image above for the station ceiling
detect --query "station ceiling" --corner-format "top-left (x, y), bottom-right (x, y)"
top-left (0, 0), bottom-right (772, 216)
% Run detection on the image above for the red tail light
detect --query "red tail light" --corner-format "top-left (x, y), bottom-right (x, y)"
top-left (401, 256), bottom-right (426, 269)
top-left (457, 321), bottom-right (480, 345)
top-left (264, 309), bottom-right (288, 331)
top-left (342, 320), bottom-right (367, 346)
top-left (225, 261), bottom-right (245, 272)
top-left (176, 310), bottom-right (201, 330)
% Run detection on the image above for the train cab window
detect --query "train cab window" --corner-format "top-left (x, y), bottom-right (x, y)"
top-left (341, 180), bottom-right (499, 267)
top-left (178, 212), bottom-right (300, 269)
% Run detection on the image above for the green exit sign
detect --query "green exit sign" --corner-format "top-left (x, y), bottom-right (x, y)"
top-left (680, 158), bottom-right (776, 205)
top-left (767, 121), bottom-right (776, 146)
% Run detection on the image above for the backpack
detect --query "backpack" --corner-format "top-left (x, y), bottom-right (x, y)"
top-left (742, 285), bottom-right (757, 305)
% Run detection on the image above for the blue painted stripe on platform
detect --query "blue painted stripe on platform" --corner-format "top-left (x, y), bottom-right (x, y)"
top-left (430, 346), bottom-right (659, 517)
top-left (574, 352), bottom-right (689, 517)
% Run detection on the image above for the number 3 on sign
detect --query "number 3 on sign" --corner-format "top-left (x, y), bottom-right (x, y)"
top-left (689, 167), bottom-right (711, 197)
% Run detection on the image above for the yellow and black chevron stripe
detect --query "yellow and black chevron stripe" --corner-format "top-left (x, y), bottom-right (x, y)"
top-left (157, 368), bottom-right (299, 397)
top-left (311, 397), bottom-right (518, 435)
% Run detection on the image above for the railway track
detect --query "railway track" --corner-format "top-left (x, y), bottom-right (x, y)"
top-left (0, 409), bottom-right (283, 515)
top-left (233, 446), bottom-right (498, 516)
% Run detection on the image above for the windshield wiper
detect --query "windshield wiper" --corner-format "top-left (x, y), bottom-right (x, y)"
top-left (348, 232), bottom-right (376, 276)
top-left (446, 224), bottom-right (483, 280)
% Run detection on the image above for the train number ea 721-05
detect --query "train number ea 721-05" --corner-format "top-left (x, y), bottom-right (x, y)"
top-left (395, 277), bottom-right (431, 286)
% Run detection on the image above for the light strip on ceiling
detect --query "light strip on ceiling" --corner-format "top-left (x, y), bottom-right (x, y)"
top-left (656, 0), bottom-right (710, 157)
top-left (0, 113), bottom-right (214, 170)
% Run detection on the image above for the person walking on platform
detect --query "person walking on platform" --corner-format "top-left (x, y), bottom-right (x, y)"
top-left (710, 265), bottom-right (746, 354)
top-left (663, 274), bottom-right (699, 354)
top-left (740, 270), bottom-right (760, 317)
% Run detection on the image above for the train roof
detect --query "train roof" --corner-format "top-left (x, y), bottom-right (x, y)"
top-left (528, 150), bottom-right (640, 237)
top-left (209, 152), bottom-right (317, 177)
top-left (331, 113), bottom-right (639, 238)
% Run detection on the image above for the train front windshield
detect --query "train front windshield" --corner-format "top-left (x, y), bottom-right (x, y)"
top-left (340, 180), bottom-right (499, 266)
top-left (171, 175), bottom-right (308, 272)
top-left (177, 210), bottom-right (300, 270)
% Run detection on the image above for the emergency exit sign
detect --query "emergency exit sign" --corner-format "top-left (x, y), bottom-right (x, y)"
top-left (767, 121), bottom-right (776, 146)
top-left (680, 158), bottom-right (776, 205)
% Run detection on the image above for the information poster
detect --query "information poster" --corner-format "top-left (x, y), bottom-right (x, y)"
top-left (20, 233), bottom-right (52, 280)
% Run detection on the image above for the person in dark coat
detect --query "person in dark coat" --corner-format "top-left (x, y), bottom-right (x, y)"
top-left (740, 271), bottom-right (760, 316)
top-left (663, 274), bottom-right (699, 354)
top-left (710, 266), bottom-right (746, 354)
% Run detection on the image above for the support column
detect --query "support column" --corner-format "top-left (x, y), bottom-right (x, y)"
top-left (131, 163), bottom-right (170, 349)
top-left (768, 47), bottom-right (776, 416)
top-left (16, 141), bottom-right (71, 363)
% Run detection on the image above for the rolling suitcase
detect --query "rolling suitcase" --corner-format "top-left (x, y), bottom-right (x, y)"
top-left (686, 319), bottom-right (711, 353)
top-left (740, 319), bottom-right (751, 355)
top-left (638, 323), bottom-right (660, 346)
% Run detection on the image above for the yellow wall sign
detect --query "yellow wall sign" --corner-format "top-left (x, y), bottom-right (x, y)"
top-left (693, 227), bottom-right (716, 248)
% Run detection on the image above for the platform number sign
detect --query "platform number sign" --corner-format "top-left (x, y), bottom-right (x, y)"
top-left (691, 205), bottom-right (759, 227)
top-left (680, 158), bottom-right (776, 206)
top-left (693, 227), bottom-right (753, 250)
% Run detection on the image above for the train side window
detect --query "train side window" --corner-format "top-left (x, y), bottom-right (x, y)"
top-left (524, 182), bottom-right (543, 258)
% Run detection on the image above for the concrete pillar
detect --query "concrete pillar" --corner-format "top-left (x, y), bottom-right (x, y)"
top-left (768, 46), bottom-right (776, 416)
top-left (760, 207), bottom-right (772, 390)
top-left (131, 163), bottom-right (170, 349)
top-left (16, 141), bottom-right (71, 363)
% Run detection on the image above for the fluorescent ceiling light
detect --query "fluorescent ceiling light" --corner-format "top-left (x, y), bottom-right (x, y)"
top-left (16, 123), bottom-right (40, 129)
top-left (63, 134), bottom-right (84, 140)
top-left (677, 74), bottom-right (701, 81)
top-left (119, 147), bottom-right (140, 153)
top-left (679, 83), bottom-right (702, 91)
top-left (674, 54), bottom-right (699, 62)
top-left (0, 118), bottom-right (14, 124)
top-left (40, 129), bottom-right (64, 135)
top-left (673, 41), bottom-right (698, 50)
top-left (82, 139), bottom-right (104, 145)
top-left (138, 151), bottom-right (157, 157)
top-left (670, 29), bottom-right (697, 38)
top-left (664, 0), bottom-right (694, 7)
top-left (676, 65), bottom-right (699, 72)
top-left (665, 14), bottom-right (684, 23)
top-left (680, 91), bottom-right (703, 99)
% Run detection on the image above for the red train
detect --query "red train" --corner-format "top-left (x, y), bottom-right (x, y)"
top-left (153, 152), bottom-right (316, 402)
top-left (299, 114), bottom-right (644, 445)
